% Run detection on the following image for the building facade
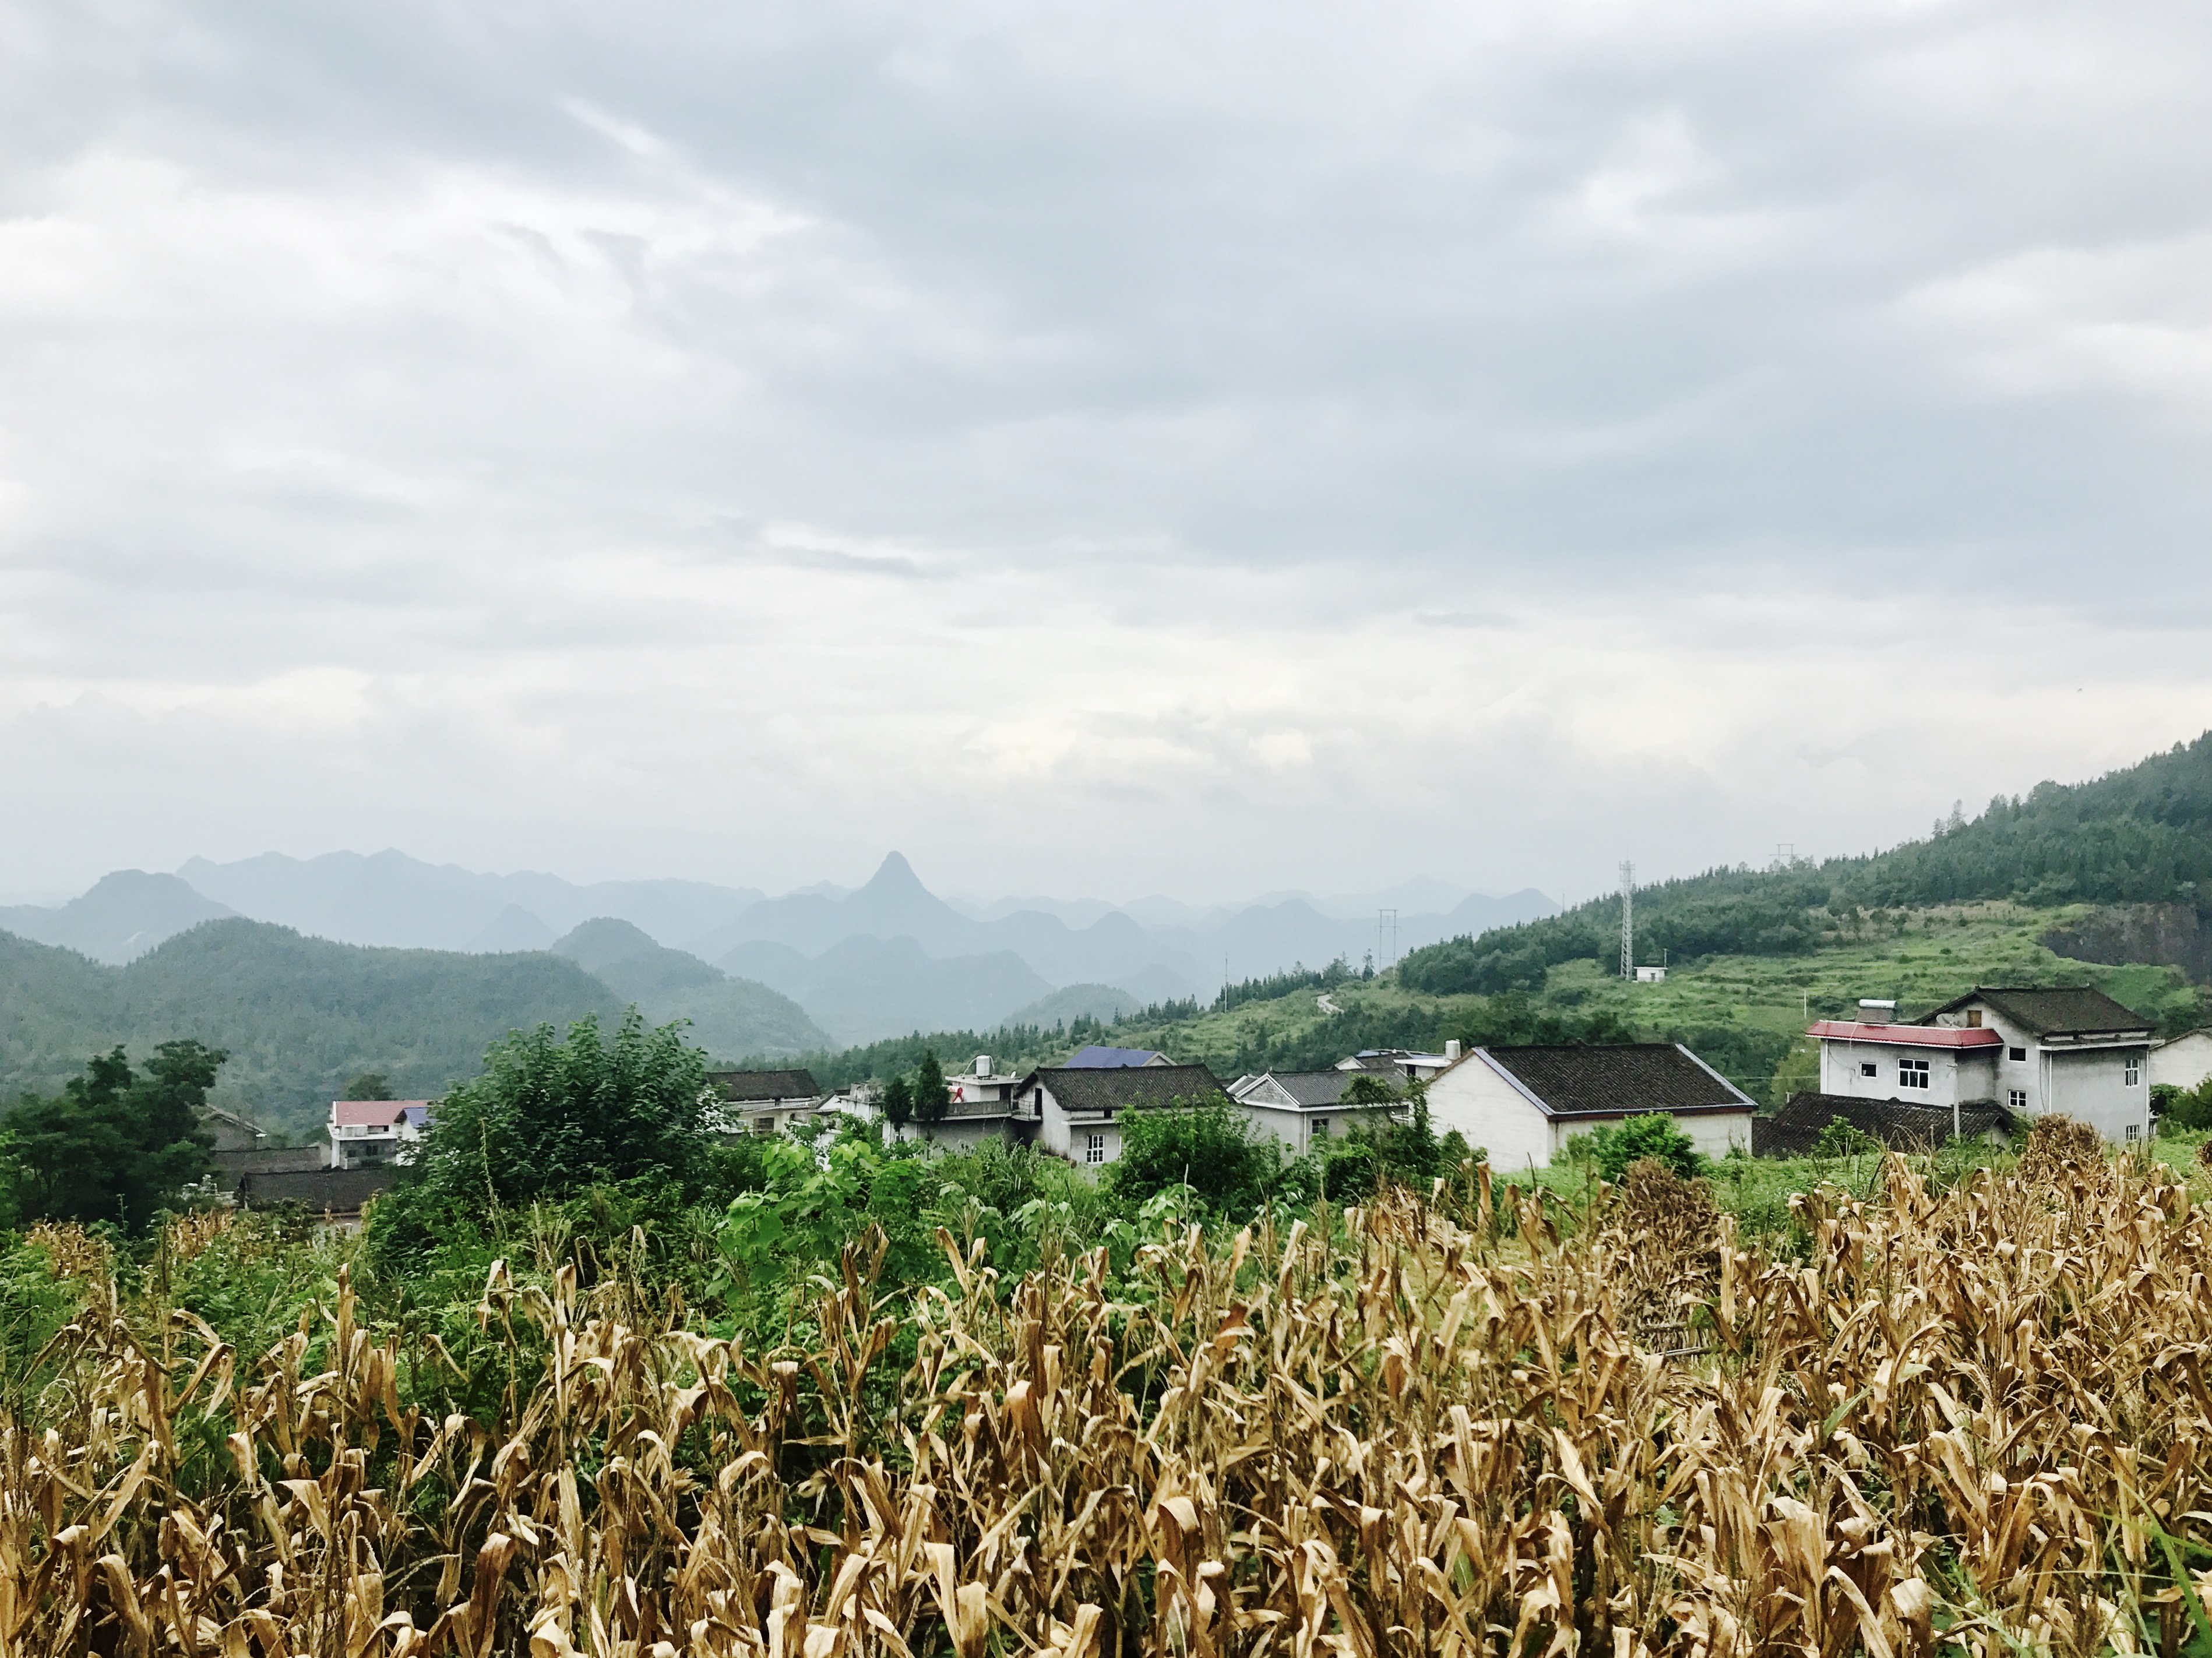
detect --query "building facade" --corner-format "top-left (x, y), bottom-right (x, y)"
top-left (1808, 986), bottom-right (2153, 1144)
top-left (1422, 1043), bottom-right (1756, 1169)
top-left (1225, 1070), bottom-right (1403, 1153)
top-left (327, 1100), bottom-right (431, 1170)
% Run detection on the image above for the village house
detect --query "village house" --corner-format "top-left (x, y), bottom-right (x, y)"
top-left (704, 1069), bottom-right (822, 1137)
top-left (327, 1099), bottom-right (431, 1170)
top-left (1334, 1047), bottom-right (1458, 1083)
top-left (1225, 1069), bottom-right (1403, 1154)
top-left (2151, 1029), bottom-right (2212, 1095)
top-left (1807, 986), bottom-right (2153, 1144)
top-left (1012, 1063), bottom-right (1227, 1166)
top-left (1422, 1043), bottom-right (1757, 1169)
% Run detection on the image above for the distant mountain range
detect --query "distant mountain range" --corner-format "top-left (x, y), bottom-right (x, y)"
top-left (0, 848), bottom-right (1556, 1045)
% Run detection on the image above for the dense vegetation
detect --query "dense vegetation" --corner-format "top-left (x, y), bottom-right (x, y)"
top-left (0, 919), bottom-right (624, 1136)
top-left (1400, 729), bottom-right (2212, 995)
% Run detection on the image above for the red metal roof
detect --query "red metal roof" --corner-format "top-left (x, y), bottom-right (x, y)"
top-left (330, 1099), bottom-right (432, 1126)
top-left (1806, 1021), bottom-right (2000, 1049)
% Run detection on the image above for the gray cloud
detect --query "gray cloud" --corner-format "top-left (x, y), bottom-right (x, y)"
top-left (3, 0), bottom-right (2212, 901)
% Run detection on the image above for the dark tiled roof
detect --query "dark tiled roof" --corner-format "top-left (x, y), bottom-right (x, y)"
top-left (1753, 1091), bottom-right (2016, 1159)
top-left (1036, 1064), bottom-right (1225, 1115)
top-left (1921, 986), bottom-right (2151, 1038)
top-left (1256, 1070), bottom-right (1395, 1107)
top-left (1481, 1044), bottom-right (1752, 1118)
top-left (213, 1147), bottom-right (326, 1183)
top-left (235, 1166), bottom-right (397, 1213)
top-left (707, 1068), bottom-right (821, 1102)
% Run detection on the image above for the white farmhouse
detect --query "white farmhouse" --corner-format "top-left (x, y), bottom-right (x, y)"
top-left (1808, 986), bottom-right (2153, 1144)
top-left (704, 1068), bottom-right (823, 1137)
top-left (327, 1100), bottom-right (431, 1170)
top-left (1226, 1070), bottom-right (1402, 1154)
top-left (1423, 1044), bottom-right (1756, 1170)
top-left (1012, 1063), bottom-right (1226, 1167)
top-left (2151, 1030), bottom-right (2212, 1095)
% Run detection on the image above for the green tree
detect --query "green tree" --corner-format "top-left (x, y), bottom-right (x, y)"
top-left (343, 1073), bottom-right (395, 1100)
top-left (880, 1074), bottom-right (914, 1130)
top-left (400, 1012), bottom-right (710, 1214)
top-left (913, 1050), bottom-right (951, 1127)
top-left (6, 1041), bottom-right (225, 1230)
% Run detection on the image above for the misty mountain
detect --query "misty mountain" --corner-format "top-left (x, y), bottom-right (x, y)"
top-left (550, 918), bottom-right (828, 1058)
top-left (180, 850), bottom-right (764, 952)
top-left (0, 872), bottom-right (237, 964)
top-left (686, 853), bottom-right (1210, 998)
top-left (714, 932), bottom-right (1054, 1045)
top-left (0, 919), bottom-right (624, 1137)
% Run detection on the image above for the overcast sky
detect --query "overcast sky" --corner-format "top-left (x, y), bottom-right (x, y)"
top-left (4, 0), bottom-right (2211, 905)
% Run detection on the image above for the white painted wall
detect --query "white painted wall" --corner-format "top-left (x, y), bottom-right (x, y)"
top-left (2042, 1047), bottom-right (2151, 1143)
top-left (2152, 1032), bottom-right (2212, 1093)
top-left (1818, 1040), bottom-right (1998, 1107)
top-left (1424, 1057), bottom-right (1552, 1172)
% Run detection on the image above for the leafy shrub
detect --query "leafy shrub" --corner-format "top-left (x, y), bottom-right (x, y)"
top-left (1105, 1099), bottom-right (1278, 1216)
top-left (1566, 1113), bottom-right (1705, 1181)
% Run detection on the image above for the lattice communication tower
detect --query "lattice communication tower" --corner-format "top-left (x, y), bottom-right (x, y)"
top-left (1619, 860), bottom-right (1635, 979)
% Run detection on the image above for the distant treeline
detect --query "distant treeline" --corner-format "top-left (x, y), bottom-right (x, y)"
top-left (1400, 730), bottom-right (2212, 996)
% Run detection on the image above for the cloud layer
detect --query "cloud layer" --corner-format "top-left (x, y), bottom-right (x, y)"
top-left (5, 0), bottom-right (2211, 902)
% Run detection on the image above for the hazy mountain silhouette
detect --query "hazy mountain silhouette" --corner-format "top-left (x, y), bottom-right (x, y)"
top-left (550, 919), bottom-right (827, 1057)
top-left (0, 871), bottom-right (235, 964)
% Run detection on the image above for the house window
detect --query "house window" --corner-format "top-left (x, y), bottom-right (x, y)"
top-left (1899, 1059), bottom-right (1930, 1091)
top-left (2126, 1123), bottom-right (2140, 1142)
top-left (1084, 1133), bottom-right (1105, 1165)
top-left (2008, 1089), bottom-right (2027, 1111)
top-left (1312, 1117), bottom-right (1330, 1138)
top-left (1859, 1062), bottom-right (1878, 1078)
top-left (2125, 1055), bottom-right (2142, 1086)
top-left (2009, 1047), bottom-right (2026, 1062)
top-left (1966, 1010), bottom-right (1982, 1028)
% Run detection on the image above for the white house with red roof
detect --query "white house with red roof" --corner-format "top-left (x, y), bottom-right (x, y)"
top-left (1808, 986), bottom-right (2153, 1144)
top-left (327, 1099), bottom-right (431, 1169)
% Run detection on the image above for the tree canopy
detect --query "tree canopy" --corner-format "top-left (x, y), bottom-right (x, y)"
top-left (399, 1011), bottom-right (711, 1215)
top-left (6, 1040), bottom-right (225, 1230)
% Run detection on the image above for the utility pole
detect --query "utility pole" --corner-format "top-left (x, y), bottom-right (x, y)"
top-left (1619, 862), bottom-right (1634, 979)
top-left (1378, 909), bottom-right (1398, 971)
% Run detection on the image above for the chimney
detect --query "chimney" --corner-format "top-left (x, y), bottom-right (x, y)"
top-left (1858, 999), bottom-right (1896, 1026)
top-left (974, 1055), bottom-right (992, 1077)
top-left (1444, 1039), bottom-right (1463, 1063)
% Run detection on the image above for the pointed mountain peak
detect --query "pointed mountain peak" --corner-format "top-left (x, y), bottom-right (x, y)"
top-left (862, 852), bottom-right (927, 894)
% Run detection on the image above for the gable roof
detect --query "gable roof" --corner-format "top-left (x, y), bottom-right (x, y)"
top-left (1477, 1044), bottom-right (1754, 1119)
top-left (1064, 1045), bottom-right (1164, 1068)
top-left (330, 1099), bottom-right (432, 1127)
top-left (1030, 1063), bottom-right (1224, 1114)
top-left (1921, 986), bottom-right (2152, 1038)
top-left (1753, 1091), bottom-right (2016, 1159)
top-left (706, 1069), bottom-right (821, 1102)
top-left (1241, 1070), bottom-right (1397, 1108)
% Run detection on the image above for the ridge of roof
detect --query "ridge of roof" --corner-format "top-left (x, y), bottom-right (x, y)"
top-left (1919, 986), bottom-right (2153, 1037)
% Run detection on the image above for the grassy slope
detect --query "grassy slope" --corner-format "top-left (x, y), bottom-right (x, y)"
top-left (1089, 901), bottom-right (2200, 1105)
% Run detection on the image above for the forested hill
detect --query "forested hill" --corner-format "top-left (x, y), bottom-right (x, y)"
top-left (0, 919), bottom-right (623, 1137)
top-left (1401, 729), bottom-right (2212, 996)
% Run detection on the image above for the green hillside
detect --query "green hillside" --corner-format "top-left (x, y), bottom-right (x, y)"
top-left (550, 918), bottom-right (829, 1059)
top-left (0, 919), bottom-right (625, 1137)
top-left (1397, 729), bottom-right (2212, 997)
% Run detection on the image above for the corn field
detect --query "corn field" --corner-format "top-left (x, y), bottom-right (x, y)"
top-left (6, 1131), bottom-right (2212, 1656)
